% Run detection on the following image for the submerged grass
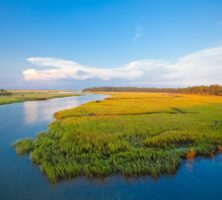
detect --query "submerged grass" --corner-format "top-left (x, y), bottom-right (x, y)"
top-left (14, 92), bottom-right (222, 183)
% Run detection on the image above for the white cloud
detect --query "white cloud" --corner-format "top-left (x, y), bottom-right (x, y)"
top-left (23, 57), bottom-right (143, 81)
top-left (23, 45), bottom-right (222, 87)
top-left (133, 25), bottom-right (143, 43)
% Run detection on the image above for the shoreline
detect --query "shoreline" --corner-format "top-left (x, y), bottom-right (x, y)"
top-left (0, 90), bottom-right (82, 105)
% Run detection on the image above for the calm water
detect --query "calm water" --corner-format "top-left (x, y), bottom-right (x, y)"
top-left (0, 94), bottom-right (222, 200)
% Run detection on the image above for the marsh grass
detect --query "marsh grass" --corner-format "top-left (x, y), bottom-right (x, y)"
top-left (14, 92), bottom-right (222, 183)
top-left (0, 90), bottom-right (78, 105)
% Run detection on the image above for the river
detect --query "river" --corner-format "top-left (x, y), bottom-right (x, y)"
top-left (0, 94), bottom-right (222, 200)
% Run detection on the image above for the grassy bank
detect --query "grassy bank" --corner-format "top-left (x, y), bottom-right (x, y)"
top-left (0, 90), bottom-right (79, 105)
top-left (14, 92), bottom-right (222, 183)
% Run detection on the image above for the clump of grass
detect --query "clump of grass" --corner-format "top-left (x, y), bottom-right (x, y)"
top-left (14, 92), bottom-right (222, 183)
top-left (186, 148), bottom-right (196, 160)
top-left (218, 145), bottom-right (222, 153)
top-left (13, 138), bottom-right (34, 155)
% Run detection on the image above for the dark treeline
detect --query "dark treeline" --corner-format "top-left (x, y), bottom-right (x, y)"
top-left (83, 85), bottom-right (222, 96)
top-left (0, 89), bottom-right (11, 96)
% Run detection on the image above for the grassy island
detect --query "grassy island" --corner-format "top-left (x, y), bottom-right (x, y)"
top-left (0, 90), bottom-right (79, 105)
top-left (14, 92), bottom-right (222, 183)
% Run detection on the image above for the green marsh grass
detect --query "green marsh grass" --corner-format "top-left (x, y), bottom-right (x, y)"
top-left (14, 93), bottom-right (222, 183)
top-left (0, 90), bottom-right (78, 105)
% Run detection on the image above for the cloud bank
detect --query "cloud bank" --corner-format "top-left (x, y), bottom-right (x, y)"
top-left (23, 45), bottom-right (222, 87)
top-left (23, 57), bottom-right (143, 81)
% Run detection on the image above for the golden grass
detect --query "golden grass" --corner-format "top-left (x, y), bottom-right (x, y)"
top-left (14, 92), bottom-right (222, 183)
top-left (55, 92), bottom-right (222, 119)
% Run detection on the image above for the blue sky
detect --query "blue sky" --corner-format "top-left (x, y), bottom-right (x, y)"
top-left (1, 0), bottom-right (222, 89)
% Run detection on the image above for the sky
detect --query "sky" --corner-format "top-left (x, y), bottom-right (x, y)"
top-left (1, 0), bottom-right (222, 89)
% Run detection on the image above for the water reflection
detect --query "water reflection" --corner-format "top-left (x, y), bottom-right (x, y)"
top-left (24, 101), bottom-right (39, 124)
top-left (23, 95), bottom-right (107, 125)
top-left (185, 159), bottom-right (195, 172)
top-left (23, 98), bottom-right (79, 124)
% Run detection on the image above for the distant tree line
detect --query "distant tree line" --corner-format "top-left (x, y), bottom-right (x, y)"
top-left (0, 89), bottom-right (12, 96)
top-left (83, 85), bottom-right (222, 96)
